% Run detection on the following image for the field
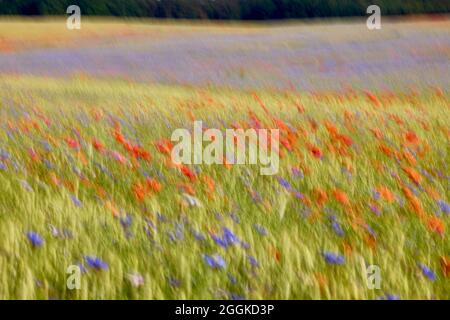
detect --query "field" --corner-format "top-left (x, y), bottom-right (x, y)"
top-left (0, 18), bottom-right (449, 300)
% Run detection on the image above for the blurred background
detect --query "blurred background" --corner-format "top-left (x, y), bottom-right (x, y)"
top-left (0, 1), bottom-right (449, 91)
top-left (0, 0), bottom-right (449, 19)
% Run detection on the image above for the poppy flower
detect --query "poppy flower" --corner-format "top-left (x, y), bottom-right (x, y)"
top-left (427, 216), bottom-right (445, 235)
top-left (333, 189), bottom-right (350, 206)
top-left (92, 139), bottom-right (104, 152)
top-left (403, 167), bottom-right (422, 185)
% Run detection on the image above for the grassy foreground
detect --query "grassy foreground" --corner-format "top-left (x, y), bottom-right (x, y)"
top-left (0, 75), bottom-right (449, 299)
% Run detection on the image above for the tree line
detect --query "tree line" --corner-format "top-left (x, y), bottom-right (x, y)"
top-left (0, 0), bottom-right (448, 20)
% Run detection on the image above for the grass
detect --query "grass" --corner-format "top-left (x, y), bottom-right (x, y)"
top-left (0, 74), bottom-right (448, 299)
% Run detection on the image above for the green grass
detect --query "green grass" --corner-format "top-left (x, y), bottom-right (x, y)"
top-left (0, 75), bottom-right (449, 299)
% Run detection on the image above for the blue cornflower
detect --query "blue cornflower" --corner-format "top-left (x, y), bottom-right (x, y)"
top-left (372, 191), bottom-right (381, 201)
top-left (291, 168), bottom-right (304, 179)
top-left (230, 293), bottom-right (245, 300)
top-left (378, 293), bottom-right (400, 300)
top-left (71, 195), bottom-right (82, 207)
top-left (203, 254), bottom-right (226, 269)
top-left (222, 227), bottom-right (238, 245)
top-left (120, 214), bottom-right (132, 229)
top-left (322, 252), bottom-right (345, 265)
top-left (212, 234), bottom-right (228, 248)
top-left (0, 162), bottom-right (6, 171)
top-left (277, 176), bottom-right (291, 190)
top-left (293, 190), bottom-right (304, 199)
top-left (192, 230), bottom-right (206, 241)
top-left (254, 224), bottom-right (268, 236)
top-left (331, 221), bottom-right (345, 237)
top-left (228, 273), bottom-right (238, 285)
top-left (248, 255), bottom-right (259, 268)
top-left (27, 231), bottom-right (44, 247)
top-left (418, 263), bottom-right (436, 281)
top-left (84, 256), bottom-right (108, 270)
top-left (437, 200), bottom-right (450, 214)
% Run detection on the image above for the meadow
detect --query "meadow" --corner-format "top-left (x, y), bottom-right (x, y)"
top-left (0, 18), bottom-right (449, 300)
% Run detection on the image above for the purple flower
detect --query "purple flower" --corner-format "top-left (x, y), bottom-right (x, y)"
top-left (212, 235), bottom-right (228, 248)
top-left (71, 195), bottom-right (82, 207)
top-left (437, 200), bottom-right (450, 214)
top-left (84, 256), bottom-right (108, 270)
top-left (248, 255), bottom-right (259, 268)
top-left (203, 254), bottom-right (226, 269)
top-left (369, 204), bottom-right (381, 216)
top-left (331, 221), bottom-right (345, 237)
top-left (293, 190), bottom-right (304, 199)
top-left (120, 214), bottom-right (132, 229)
top-left (291, 168), bottom-right (304, 179)
top-left (27, 231), bottom-right (44, 247)
top-left (277, 176), bottom-right (291, 190)
top-left (230, 293), bottom-right (245, 300)
top-left (212, 227), bottom-right (239, 248)
top-left (418, 263), bottom-right (436, 281)
top-left (372, 191), bottom-right (381, 201)
top-left (223, 227), bottom-right (239, 245)
top-left (322, 252), bottom-right (345, 265)
top-left (192, 230), bottom-right (206, 241)
top-left (254, 224), bottom-right (268, 236)
top-left (378, 293), bottom-right (400, 300)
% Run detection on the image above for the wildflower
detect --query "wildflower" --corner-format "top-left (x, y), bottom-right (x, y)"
top-left (418, 263), bottom-right (436, 281)
top-left (403, 167), bottom-right (422, 185)
top-left (277, 176), bottom-right (291, 190)
top-left (26, 231), bottom-right (44, 247)
top-left (322, 252), bottom-right (345, 265)
top-left (222, 227), bottom-right (239, 246)
top-left (315, 188), bottom-right (328, 206)
top-left (92, 139), bottom-right (104, 152)
top-left (70, 195), bottom-right (82, 207)
top-left (65, 137), bottom-right (80, 150)
top-left (254, 224), bottom-right (268, 236)
top-left (330, 219), bottom-right (345, 237)
top-left (192, 230), bottom-right (206, 241)
top-left (248, 256), bottom-right (259, 268)
top-left (427, 216), bottom-right (445, 235)
top-left (230, 293), bottom-right (245, 300)
top-left (84, 256), bottom-right (108, 270)
top-left (182, 193), bottom-right (202, 208)
top-left (369, 203), bottom-right (381, 216)
top-left (333, 189), bottom-right (350, 206)
top-left (437, 200), bottom-right (450, 214)
top-left (404, 130), bottom-right (419, 145)
top-left (378, 293), bottom-right (400, 300)
top-left (155, 139), bottom-right (173, 155)
top-left (377, 186), bottom-right (395, 203)
top-left (291, 167), bottom-right (303, 179)
top-left (309, 145), bottom-right (322, 159)
top-left (120, 214), bottom-right (132, 229)
top-left (203, 254), bottom-right (226, 269)
top-left (127, 272), bottom-right (144, 287)
top-left (181, 165), bottom-right (196, 182)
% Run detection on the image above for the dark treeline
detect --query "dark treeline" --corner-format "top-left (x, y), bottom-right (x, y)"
top-left (0, 0), bottom-right (448, 19)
